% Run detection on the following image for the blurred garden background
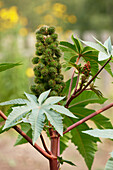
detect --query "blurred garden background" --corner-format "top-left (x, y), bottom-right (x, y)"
top-left (0, 0), bottom-right (113, 169)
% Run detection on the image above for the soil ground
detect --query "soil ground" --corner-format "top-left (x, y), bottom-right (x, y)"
top-left (0, 130), bottom-right (113, 170)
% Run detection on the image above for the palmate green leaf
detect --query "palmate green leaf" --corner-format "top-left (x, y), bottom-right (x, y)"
top-left (82, 129), bottom-right (113, 139)
top-left (29, 109), bottom-right (45, 144)
top-left (0, 62), bottom-right (21, 72)
top-left (60, 132), bottom-right (72, 154)
top-left (43, 96), bottom-right (65, 105)
top-left (69, 107), bottom-right (112, 129)
top-left (44, 109), bottom-right (63, 136)
top-left (48, 105), bottom-right (77, 118)
top-left (0, 99), bottom-right (29, 106)
top-left (38, 89), bottom-right (51, 105)
top-left (15, 123), bottom-right (32, 146)
top-left (80, 36), bottom-right (113, 61)
top-left (64, 117), bottom-right (99, 170)
top-left (0, 90), bottom-right (75, 144)
top-left (80, 38), bottom-right (108, 55)
top-left (71, 34), bottom-right (83, 53)
top-left (69, 91), bottom-right (107, 108)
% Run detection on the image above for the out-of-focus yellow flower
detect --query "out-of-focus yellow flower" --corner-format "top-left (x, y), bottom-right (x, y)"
top-left (20, 17), bottom-right (28, 26)
top-left (67, 15), bottom-right (77, 24)
top-left (19, 28), bottom-right (28, 36)
top-left (26, 68), bottom-right (34, 78)
top-left (0, 6), bottom-right (19, 23)
top-left (0, 6), bottom-right (19, 30)
top-left (44, 14), bottom-right (55, 24)
top-left (52, 3), bottom-right (67, 18)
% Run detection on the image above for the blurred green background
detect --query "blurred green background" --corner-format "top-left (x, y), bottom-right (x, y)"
top-left (0, 1), bottom-right (113, 169)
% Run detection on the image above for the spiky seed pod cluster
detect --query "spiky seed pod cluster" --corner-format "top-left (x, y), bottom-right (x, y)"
top-left (82, 61), bottom-right (91, 77)
top-left (31, 26), bottom-right (65, 97)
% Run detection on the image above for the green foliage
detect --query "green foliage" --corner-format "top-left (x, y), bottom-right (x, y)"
top-left (60, 132), bottom-right (72, 154)
top-left (57, 156), bottom-right (76, 166)
top-left (82, 129), bottom-right (113, 139)
top-left (60, 35), bottom-right (113, 77)
top-left (64, 117), bottom-right (99, 170)
top-left (80, 36), bottom-right (113, 61)
top-left (15, 123), bottom-right (32, 146)
top-left (0, 62), bottom-right (21, 72)
top-left (0, 89), bottom-right (76, 144)
top-left (31, 26), bottom-right (65, 97)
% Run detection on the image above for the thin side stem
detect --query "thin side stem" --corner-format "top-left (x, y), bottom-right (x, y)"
top-left (40, 134), bottom-right (51, 155)
top-left (73, 72), bottom-right (80, 95)
top-left (65, 57), bottom-right (111, 108)
top-left (67, 56), bottom-right (80, 101)
top-left (0, 110), bottom-right (55, 160)
top-left (63, 102), bottom-right (113, 134)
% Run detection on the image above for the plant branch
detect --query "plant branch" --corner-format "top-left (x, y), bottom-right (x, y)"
top-left (40, 134), bottom-right (51, 155)
top-left (73, 72), bottom-right (80, 95)
top-left (67, 56), bottom-right (80, 101)
top-left (63, 102), bottom-right (113, 134)
top-left (65, 57), bottom-right (111, 108)
top-left (0, 110), bottom-right (56, 160)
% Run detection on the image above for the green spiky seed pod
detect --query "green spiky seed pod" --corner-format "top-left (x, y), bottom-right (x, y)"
top-left (57, 63), bottom-right (61, 70)
top-left (39, 26), bottom-right (47, 35)
top-left (41, 68), bottom-right (49, 77)
top-left (55, 78), bottom-right (62, 84)
top-left (36, 46), bottom-right (45, 56)
top-left (36, 34), bottom-right (45, 43)
top-left (49, 67), bottom-right (57, 75)
top-left (35, 84), bottom-right (45, 93)
top-left (48, 26), bottom-right (55, 35)
top-left (57, 74), bottom-right (63, 80)
top-left (44, 56), bottom-right (53, 64)
top-left (48, 79), bottom-right (56, 88)
top-left (34, 77), bottom-right (42, 84)
top-left (31, 85), bottom-right (36, 93)
top-left (50, 90), bottom-right (58, 96)
top-left (35, 42), bottom-right (43, 48)
top-left (35, 63), bottom-right (45, 71)
top-left (32, 57), bottom-right (39, 64)
top-left (34, 69), bottom-right (41, 77)
top-left (45, 37), bottom-right (53, 44)
top-left (45, 48), bottom-right (52, 56)
top-left (54, 84), bottom-right (63, 93)
top-left (51, 33), bottom-right (58, 41)
top-left (55, 48), bottom-right (61, 58)
top-left (49, 60), bottom-right (58, 67)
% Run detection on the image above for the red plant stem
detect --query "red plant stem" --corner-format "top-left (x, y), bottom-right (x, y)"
top-left (57, 136), bottom-right (60, 156)
top-left (63, 102), bottom-right (113, 134)
top-left (40, 134), bottom-right (52, 155)
top-left (65, 57), bottom-right (111, 108)
top-left (49, 129), bottom-right (59, 170)
top-left (67, 56), bottom-right (80, 101)
top-left (0, 110), bottom-right (56, 160)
